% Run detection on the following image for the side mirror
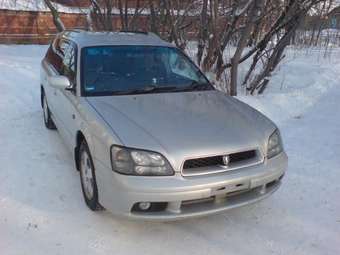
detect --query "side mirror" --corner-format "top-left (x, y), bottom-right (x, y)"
top-left (48, 75), bottom-right (71, 89)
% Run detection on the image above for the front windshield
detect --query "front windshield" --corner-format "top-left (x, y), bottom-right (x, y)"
top-left (81, 46), bottom-right (212, 96)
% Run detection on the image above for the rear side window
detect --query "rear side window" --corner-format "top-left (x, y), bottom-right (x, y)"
top-left (46, 45), bottom-right (62, 73)
top-left (45, 38), bottom-right (77, 85)
top-left (61, 42), bottom-right (77, 84)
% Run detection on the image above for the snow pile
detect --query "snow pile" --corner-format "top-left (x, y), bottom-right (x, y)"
top-left (238, 47), bottom-right (340, 125)
top-left (0, 45), bottom-right (339, 255)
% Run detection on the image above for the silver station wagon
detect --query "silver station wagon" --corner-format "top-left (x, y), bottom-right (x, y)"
top-left (40, 30), bottom-right (287, 220)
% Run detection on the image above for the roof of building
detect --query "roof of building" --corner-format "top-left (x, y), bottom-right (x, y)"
top-left (0, 0), bottom-right (84, 13)
top-left (61, 30), bottom-right (175, 48)
top-left (51, 0), bottom-right (90, 8)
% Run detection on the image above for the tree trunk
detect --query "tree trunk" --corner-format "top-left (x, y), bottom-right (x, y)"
top-left (148, 0), bottom-right (157, 33)
top-left (197, 0), bottom-right (208, 66)
top-left (44, 0), bottom-right (65, 32)
top-left (230, 0), bottom-right (259, 96)
top-left (118, 0), bottom-right (126, 30)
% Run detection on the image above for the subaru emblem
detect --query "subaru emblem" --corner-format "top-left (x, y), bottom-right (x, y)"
top-left (223, 155), bottom-right (230, 166)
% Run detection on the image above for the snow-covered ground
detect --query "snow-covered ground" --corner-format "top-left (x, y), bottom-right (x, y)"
top-left (0, 45), bottom-right (339, 255)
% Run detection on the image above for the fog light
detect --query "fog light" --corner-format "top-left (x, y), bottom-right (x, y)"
top-left (138, 202), bottom-right (151, 211)
top-left (131, 202), bottom-right (168, 213)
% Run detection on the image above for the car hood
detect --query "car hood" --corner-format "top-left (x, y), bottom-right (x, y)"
top-left (87, 91), bottom-right (276, 170)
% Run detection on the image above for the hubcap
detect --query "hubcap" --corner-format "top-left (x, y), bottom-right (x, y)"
top-left (80, 150), bottom-right (94, 199)
top-left (43, 96), bottom-right (48, 122)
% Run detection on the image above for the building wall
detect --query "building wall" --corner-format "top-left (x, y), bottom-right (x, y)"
top-left (0, 1), bottom-right (199, 45)
top-left (0, 9), bottom-right (89, 44)
top-left (0, 8), bottom-right (156, 44)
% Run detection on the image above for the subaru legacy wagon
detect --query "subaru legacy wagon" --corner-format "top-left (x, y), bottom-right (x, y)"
top-left (40, 30), bottom-right (287, 220)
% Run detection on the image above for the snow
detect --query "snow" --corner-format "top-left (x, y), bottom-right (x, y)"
top-left (0, 0), bottom-right (86, 13)
top-left (0, 45), bottom-right (340, 255)
top-left (238, 47), bottom-right (340, 123)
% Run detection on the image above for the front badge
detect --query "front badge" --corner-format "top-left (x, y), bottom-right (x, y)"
top-left (223, 155), bottom-right (230, 166)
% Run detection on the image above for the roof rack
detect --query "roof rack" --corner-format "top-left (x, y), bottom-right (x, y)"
top-left (119, 30), bottom-right (148, 35)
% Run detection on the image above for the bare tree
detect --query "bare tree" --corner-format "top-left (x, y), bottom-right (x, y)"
top-left (88, 0), bottom-right (145, 31)
top-left (44, 0), bottom-right (326, 95)
top-left (202, 0), bottom-right (324, 95)
top-left (230, 0), bottom-right (261, 96)
top-left (308, 0), bottom-right (333, 46)
top-left (242, 0), bottom-right (324, 94)
top-left (192, 0), bottom-right (273, 94)
top-left (145, 0), bottom-right (199, 50)
top-left (43, 0), bottom-right (65, 32)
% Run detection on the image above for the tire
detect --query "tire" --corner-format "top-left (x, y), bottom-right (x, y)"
top-left (79, 140), bottom-right (102, 211)
top-left (42, 92), bottom-right (56, 130)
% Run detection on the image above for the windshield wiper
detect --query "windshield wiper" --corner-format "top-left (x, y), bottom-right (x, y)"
top-left (110, 83), bottom-right (212, 95)
top-left (123, 86), bottom-right (180, 95)
top-left (111, 86), bottom-right (180, 95)
top-left (177, 81), bottom-right (213, 92)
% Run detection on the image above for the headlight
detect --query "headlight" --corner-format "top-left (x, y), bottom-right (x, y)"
top-left (267, 129), bottom-right (283, 159)
top-left (110, 145), bottom-right (174, 176)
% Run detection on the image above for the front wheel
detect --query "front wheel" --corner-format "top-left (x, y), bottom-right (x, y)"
top-left (79, 140), bottom-right (101, 211)
top-left (42, 92), bottom-right (56, 130)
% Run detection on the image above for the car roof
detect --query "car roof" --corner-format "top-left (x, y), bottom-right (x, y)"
top-left (59, 29), bottom-right (175, 48)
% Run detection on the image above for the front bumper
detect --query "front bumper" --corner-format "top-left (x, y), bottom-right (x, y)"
top-left (95, 152), bottom-right (287, 221)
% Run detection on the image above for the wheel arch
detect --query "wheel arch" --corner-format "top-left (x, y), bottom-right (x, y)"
top-left (76, 129), bottom-right (104, 210)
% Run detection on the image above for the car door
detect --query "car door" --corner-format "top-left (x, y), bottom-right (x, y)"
top-left (54, 40), bottom-right (80, 150)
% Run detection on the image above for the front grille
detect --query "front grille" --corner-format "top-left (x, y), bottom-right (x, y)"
top-left (183, 155), bottom-right (224, 169)
top-left (183, 150), bottom-right (256, 169)
top-left (230, 150), bottom-right (257, 163)
top-left (182, 149), bottom-right (262, 176)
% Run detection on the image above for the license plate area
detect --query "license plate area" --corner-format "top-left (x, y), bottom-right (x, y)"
top-left (211, 181), bottom-right (250, 196)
